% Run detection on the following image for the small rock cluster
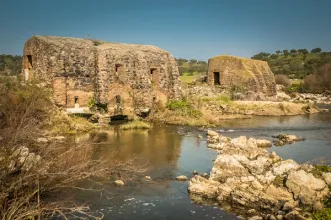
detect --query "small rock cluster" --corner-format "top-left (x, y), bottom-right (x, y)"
top-left (292, 93), bottom-right (331, 105)
top-left (188, 130), bottom-right (331, 219)
top-left (272, 134), bottom-right (303, 146)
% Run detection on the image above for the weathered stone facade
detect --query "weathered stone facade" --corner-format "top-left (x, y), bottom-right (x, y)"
top-left (207, 55), bottom-right (276, 96)
top-left (22, 36), bottom-right (181, 115)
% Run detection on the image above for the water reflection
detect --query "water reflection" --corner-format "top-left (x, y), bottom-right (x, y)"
top-left (67, 112), bottom-right (331, 219)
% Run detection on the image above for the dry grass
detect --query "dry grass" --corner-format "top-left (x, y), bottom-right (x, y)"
top-left (49, 113), bottom-right (96, 134)
top-left (0, 78), bottom-right (149, 219)
top-left (119, 120), bottom-right (152, 130)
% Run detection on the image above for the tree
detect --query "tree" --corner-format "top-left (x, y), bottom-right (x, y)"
top-left (290, 49), bottom-right (297, 54)
top-left (276, 50), bottom-right (282, 55)
top-left (189, 59), bottom-right (197, 64)
top-left (270, 54), bottom-right (278, 59)
top-left (283, 50), bottom-right (290, 57)
top-left (298, 49), bottom-right (309, 55)
top-left (251, 52), bottom-right (270, 60)
top-left (311, 48), bottom-right (322, 53)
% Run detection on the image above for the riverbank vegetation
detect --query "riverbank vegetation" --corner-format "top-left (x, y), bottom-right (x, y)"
top-left (0, 78), bottom-right (148, 219)
top-left (119, 120), bottom-right (152, 130)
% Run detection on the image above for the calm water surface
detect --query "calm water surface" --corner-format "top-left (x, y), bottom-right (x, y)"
top-left (73, 111), bottom-right (331, 219)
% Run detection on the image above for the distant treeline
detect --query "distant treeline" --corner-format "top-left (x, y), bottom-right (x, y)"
top-left (175, 58), bottom-right (207, 75)
top-left (251, 48), bottom-right (331, 79)
top-left (0, 54), bottom-right (22, 75)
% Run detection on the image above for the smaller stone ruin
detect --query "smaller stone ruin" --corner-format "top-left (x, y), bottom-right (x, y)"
top-left (207, 55), bottom-right (277, 96)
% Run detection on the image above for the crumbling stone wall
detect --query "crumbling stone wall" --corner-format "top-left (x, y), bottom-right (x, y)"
top-left (22, 36), bottom-right (181, 113)
top-left (207, 55), bottom-right (276, 96)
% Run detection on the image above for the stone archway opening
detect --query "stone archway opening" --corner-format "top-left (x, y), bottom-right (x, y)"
top-left (24, 55), bottom-right (33, 81)
top-left (150, 68), bottom-right (159, 87)
top-left (214, 72), bottom-right (220, 85)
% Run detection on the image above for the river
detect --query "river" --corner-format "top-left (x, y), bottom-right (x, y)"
top-left (71, 111), bottom-right (331, 219)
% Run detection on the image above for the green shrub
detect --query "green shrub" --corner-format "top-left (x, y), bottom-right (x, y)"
top-left (311, 165), bottom-right (331, 178)
top-left (166, 99), bottom-right (191, 110)
top-left (88, 96), bottom-right (97, 108)
top-left (312, 208), bottom-right (331, 220)
top-left (287, 83), bottom-right (306, 93)
top-left (166, 98), bottom-right (202, 118)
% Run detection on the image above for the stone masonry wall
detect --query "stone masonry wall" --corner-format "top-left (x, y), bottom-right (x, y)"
top-left (207, 55), bottom-right (276, 96)
top-left (22, 36), bottom-right (181, 114)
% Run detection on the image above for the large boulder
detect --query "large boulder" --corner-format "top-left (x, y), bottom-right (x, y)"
top-left (286, 169), bottom-right (328, 205)
top-left (188, 175), bottom-right (221, 198)
top-left (272, 160), bottom-right (299, 176)
top-left (210, 154), bottom-right (250, 182)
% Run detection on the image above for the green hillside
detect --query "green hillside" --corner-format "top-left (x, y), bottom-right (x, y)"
top-left (0, 54), bottom-right (22, 75)
top-left (251, 48), bottom-right (331, 79)
top-left (175, 58), bottom-right (208, 83)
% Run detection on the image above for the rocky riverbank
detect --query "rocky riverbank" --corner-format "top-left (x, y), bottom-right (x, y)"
top-left (188, 130), bottom-right (331, 219)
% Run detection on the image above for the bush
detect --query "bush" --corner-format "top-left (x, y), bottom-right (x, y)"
top-left (304, 64), bottom-right (331, 93)
top-left (166, 99), bottom-right (191, 110)
top-left (0, 77), bottom-right (52, 145)
top-left (229, 84), bottom-right (246, 100)
top-left (312, 208), bottom-right (331, 220)
top-left (0, 78), bottom-right (148, 219)
top-left (275, 74), bottom-right (291, 87)
top-left (166, 98), bottom-right (202, 118)
top-left (287, 83), bottom-right (306, 93)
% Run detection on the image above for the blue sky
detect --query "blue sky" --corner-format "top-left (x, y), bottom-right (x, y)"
top-left (1, 0), bottom-right (331, 60)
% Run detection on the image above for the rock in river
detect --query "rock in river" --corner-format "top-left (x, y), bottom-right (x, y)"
top-left (176, 175), bottom-right (188, 181)
top-left (114, 180), bottom-right (125, 186)
top-left (188, 130), bottom-right (330, 218)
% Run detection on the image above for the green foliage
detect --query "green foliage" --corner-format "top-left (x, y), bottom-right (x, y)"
top-left (176, 58), bottom-right (208, 76)
top-left (312, 208), bottom-right (331, 220)
top-left (290, 49), bottom-right (297, 54)
top-left (287, 83), bottom-right (306, 93)
top-left (166, 98), bottom-right (202, 118)
top-left (311, 48), bottom-right (322, 53)
top-left (252, 49), bottom-right (331, 80)
top-left (166, 99), bottom-right (191, 110)
top-left (119, 120), bottom-right (152, 130)
top-left (311, 165), bottom-right (331, 178)
top-left (88, 97), bottom-right (97, 108)
top-left (273, 175), bottom-right (285, 187)
top-left (0, 54), bottom-right (22, 75)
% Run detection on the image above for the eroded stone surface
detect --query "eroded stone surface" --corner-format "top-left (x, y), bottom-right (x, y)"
top-left (207, 55), bottom-right (276, 96)
top-left (189, 131), bottom-right (330, 218)
top-left (22, 36), bottom-right (181, 116)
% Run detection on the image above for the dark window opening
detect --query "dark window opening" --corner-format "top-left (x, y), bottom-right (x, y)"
top-left (115, 95), bottom-right (121, 104)
top-left (150, 68), bottom-right (157, 75)
top-left (150, 68), bottom-right (158, 86)
top-left (27, 55), bottom-right (33, 69)
top-left (74, 96), bottom-right (79, 104)
top-left (115, 64), bottom-right (123, 73)
top-left (214, 72), bottom-right (220, 85)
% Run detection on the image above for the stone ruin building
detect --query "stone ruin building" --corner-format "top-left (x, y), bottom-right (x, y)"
top-left (207, 55), bottom-right (277, 96)
top-left (22, 36), bottom-right (181, 116)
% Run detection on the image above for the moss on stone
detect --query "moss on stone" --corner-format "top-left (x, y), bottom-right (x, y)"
top-left (311, 165), bottom-right (331, 178)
